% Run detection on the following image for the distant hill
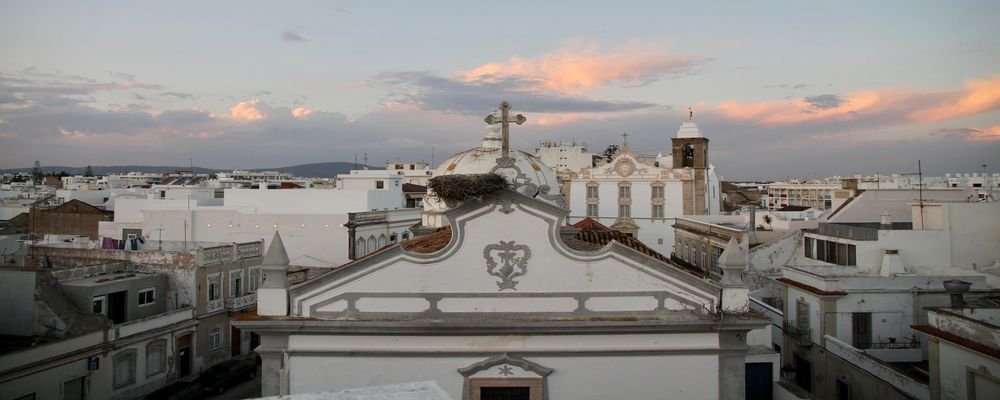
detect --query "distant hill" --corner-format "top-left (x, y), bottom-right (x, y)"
top-left (0, 162), bottom-right (382, 178)
top-left (252, 162), bottom-right (382, 178)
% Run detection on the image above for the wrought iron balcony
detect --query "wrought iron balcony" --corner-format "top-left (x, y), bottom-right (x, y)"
top-left (206, 298), bottom-right (224, 314)
top-left (225, 293), bottom-right (257, 311)
top-left (782, 320), bottom-right (812, 346)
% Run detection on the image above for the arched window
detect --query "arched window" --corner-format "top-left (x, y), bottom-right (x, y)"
top-left (682, 144), bottom-right (695, 167)
top-left (367, 236), bottom-right (376, 253)
top-left (378, 234), bottom-right (387, 248)
top-left (356, 238), bottom-right (366, 258)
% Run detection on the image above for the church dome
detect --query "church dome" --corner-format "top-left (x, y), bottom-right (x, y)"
top-left (676, 121), bottom-right (703, 138)
top-left (422, 106), bottom-right (565, 228)
top-left (434, 149), bottom-right (558, 196)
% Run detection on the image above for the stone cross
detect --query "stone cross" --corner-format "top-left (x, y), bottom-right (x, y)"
top-left (484, 101), bottom-right (526, 158)
top-left (621, 132), bottom-right (630, 146)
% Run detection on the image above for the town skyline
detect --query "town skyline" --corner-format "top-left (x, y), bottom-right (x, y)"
top-left (2, 1), bottom-right (999, 180)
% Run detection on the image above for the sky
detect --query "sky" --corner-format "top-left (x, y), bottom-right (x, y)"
top-left (1, 0), bottom-right (998, 180)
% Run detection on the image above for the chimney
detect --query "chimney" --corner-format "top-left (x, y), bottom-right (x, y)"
top-left (841, 178), bottom-right (858, 193)
top-left (879, 249), bottom-right (905, 276)
top-left (879, 210), bottom-right (892, 230)
top-left (943, 279), bottom-right (972, 308)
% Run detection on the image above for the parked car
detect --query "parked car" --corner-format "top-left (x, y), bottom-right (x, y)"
top-left (195, 358), bottom-right (257, 395)
top-left (143, 381), bottom-right (205, 400)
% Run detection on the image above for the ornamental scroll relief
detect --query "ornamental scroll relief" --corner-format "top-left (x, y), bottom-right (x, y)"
top-left (483, 241), bottom-right (531, 291)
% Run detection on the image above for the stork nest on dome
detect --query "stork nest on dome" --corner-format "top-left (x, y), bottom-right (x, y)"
top-left (427, 173), bottom-right (509, 203)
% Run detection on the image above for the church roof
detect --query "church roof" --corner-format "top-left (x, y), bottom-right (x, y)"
top-left (572, 230), bottom-right (703, 277)
top-left (571, 218), bottom-right (611, 232)
top-left (401, 226), bottom-right (452, 254)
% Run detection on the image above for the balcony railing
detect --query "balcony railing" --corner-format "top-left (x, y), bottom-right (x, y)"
top-left (225, 293), bottom-right (257, 311)
top-left (207, 298), bottom-right (224, 314)
top-left (783, 320), bottom-right (812, 346)
top-left (859, 339), bottom-right (920, 350)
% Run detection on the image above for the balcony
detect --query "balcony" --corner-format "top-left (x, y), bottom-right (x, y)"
top-left (207, 298), bottom-right (224, 314)
top-left (782, 320), bottom-right (812, 346)
top-left (225, 293), bottom-right (257, 311)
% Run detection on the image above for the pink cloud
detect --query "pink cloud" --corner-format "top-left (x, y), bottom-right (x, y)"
top-left (933, 125), bottom-right (1000, 142)
top-left (230, 99), bottom-right (269, 121)
top-left (292, 107), bottom-right (314, 118)
top-left (716, 76), bottom-right (1000, 127)
top-left (457, 42), bottom-right (701, 93)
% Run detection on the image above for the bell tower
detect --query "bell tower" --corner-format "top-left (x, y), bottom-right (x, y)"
top-left (671, 109), bottom-right (710, 215)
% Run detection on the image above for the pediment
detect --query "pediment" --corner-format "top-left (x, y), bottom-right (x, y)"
top-left (289, 191), bottom-right (719, 319)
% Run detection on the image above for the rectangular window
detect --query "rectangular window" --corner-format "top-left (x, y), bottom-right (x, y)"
top-left (146, 341), bottom-right (166, 377)
top-left (618, 186), bottom-right (631, 198)
top-left (586, 204), bottom-right (598, 217)
top-left (208, 274), bottom-right (221, 301)
top-left (376, 180), bottom-right (384, 189)
top-left (618, 204), bottom-right (630, 218)
top-left (805, 237), bottom-right (814, 259)
top-left (852, 313), bottom-right (872, 349)
top-left (113, 350), bottom-right (136, 388)
top-left (652, 204), bottom-right (664, 218)
top-left (137, 288), bottom-right (155, 306)
top-left (229, 270), bottom-right (243, 297)
top-left (586, 186), bottom-right (599, 198)
top-left (796, 301), bottom-right (810, 333)
top-left (249, 268), bottom-right (261, 293)
top-left (652, 186), bottom-right (664, 199)
top-left (92, 296), bottom-right (106, 314)
top-left (209, 326), bottom-right (222, 351)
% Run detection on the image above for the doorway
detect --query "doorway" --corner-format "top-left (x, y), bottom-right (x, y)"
top-left (481, 387), bottom-right (529, 400)
top-left (231, 326), bottom-right (242, 356)
top-left (106, 291), bottom-right (127, 324)
top-left (176, 334), bottom-right (192, 378)
top-left (62, 377), bottom-right (85, 400)
top-left (745, 362), bottom-right (773, 400)
top-left (794, 354), bottom-right (812, 393)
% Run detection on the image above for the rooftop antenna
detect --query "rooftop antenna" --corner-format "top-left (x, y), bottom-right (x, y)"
top-left (689, 106), bottom-right (694, 121)
top-left (354, 154), bottom-right (358, 170)
top-left (431, 146), bottom-right (435, 168)
top-left (918, 160), bottom-right (924, 229)
top-left (363, 153), bottom-right (368, 170)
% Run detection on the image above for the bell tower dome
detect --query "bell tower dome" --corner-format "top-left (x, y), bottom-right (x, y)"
top-left (671, 109), bottom-right (710, 214)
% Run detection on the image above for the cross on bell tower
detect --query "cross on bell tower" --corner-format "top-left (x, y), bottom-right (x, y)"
top-left (484, 101), bottom-right (526, 158)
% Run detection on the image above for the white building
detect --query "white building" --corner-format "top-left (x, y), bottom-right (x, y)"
top-left (385, 161), bottom-right (435, 186)
top-left (241, 190), bottom-right (767, 400)
top-left (768, 198), bottom-right (1000, 398)
top-left (566, 118), bottom-right (721, 257)
top-left (99, 180), bottom-right (417, 269)
top-left (241, 102), bottom-right (773, 399)
top-left (914, 297), bottom-right (1000, 400)
top-left (533, 140), bottom-right (593, 176)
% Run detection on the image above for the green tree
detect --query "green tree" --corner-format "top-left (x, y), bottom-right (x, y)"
top-left (602, 144), bottom-right (620, 162)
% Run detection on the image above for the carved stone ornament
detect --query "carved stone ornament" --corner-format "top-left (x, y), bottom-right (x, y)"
top-left (483, 241), bottom-right (532, 290)
top-left (614, 159), bottom-right (636, 177)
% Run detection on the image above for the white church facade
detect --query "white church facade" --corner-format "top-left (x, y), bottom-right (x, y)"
top-left (237, 103), bottom-right (765, 400)
top-left (566, 118), bottom-right (722, 257)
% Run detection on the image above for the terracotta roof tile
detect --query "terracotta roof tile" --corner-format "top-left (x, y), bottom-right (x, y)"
top-left (912, 324), bottom-right (1000, 360)
top-left (572, 230), bottom-right (702, 277)
top-left (571, 218), bottom-right (611, 232)
top-left (402, 226), bottom-right (452, 253)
